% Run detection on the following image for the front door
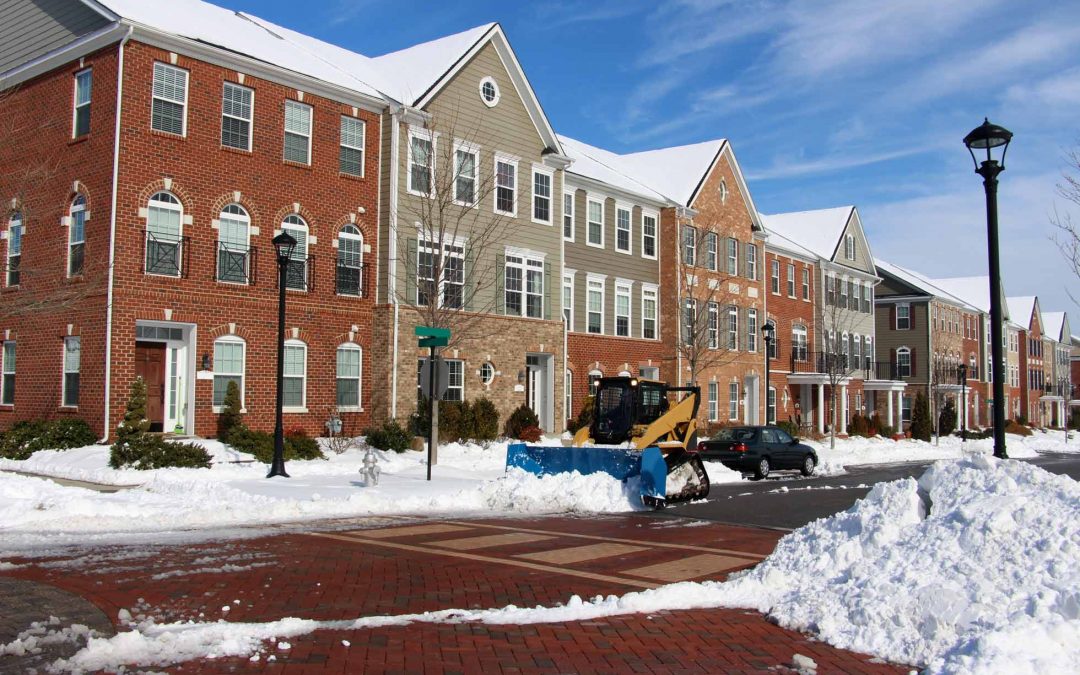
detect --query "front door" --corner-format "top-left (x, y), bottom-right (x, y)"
top-left (526, 354), bottom-right (553, 432)
top-left (135, 341), bottom-right (167, 432)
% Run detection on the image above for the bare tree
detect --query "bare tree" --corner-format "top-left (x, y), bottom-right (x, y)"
top-left (816, 280), bottom-right (866, 449)
top-left (1052, 147), bottom-right (1080, 304)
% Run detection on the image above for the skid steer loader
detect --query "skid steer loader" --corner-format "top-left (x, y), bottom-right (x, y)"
top-left (506, 377), bottom-right (711, 507)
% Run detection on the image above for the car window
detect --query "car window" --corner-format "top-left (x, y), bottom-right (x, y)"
top-left (760, 428), bottom-right (777, 443)
top-left (774, 428), bottom-right (793, 444)
top-left (714, 427), bottom-right (756, 442)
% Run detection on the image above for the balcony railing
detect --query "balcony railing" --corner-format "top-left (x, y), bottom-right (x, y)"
top-left (278, 255), bottom-right (315, 292)
top-left (789, 351), bottom-right (904, 381)
top-left (335, 261), bottom-right (366, 297)
top-left (143, 230), bottom-right (190, 277)
top-left (216, 242), bottom-right (257, 285)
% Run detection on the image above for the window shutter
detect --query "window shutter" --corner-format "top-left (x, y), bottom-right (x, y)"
top-left (463, 248), bottom-right (475, 312)
top-left (890, 305), bottom-right (896, 327)
top-left (544, 260), bottom-right (552, 321)
top-left (910, 348), bottom-right (917, 375)
top-left (890, 348), bottom-right (896, 365)
top-left (495, 253), bottom-right (505, 314)
top-left (405, 238), bottom-right (417, 304)
top-left (909, 306), bottom-right (916, 331)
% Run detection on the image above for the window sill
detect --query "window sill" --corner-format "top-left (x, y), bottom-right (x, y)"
top-left (339, 171), bottom-right (365, 181)
top-left (615, 248), bottom-right (633, 256)
top-left (283, 159), bottom-right (312, 170)
top-left (68, 135), bottom-right (89, 146)
top-left (495, 210), bottom-right (517, 218)
top-left (337, 406), bottom-right (363, 413)
top-left (213, 407), bottom-right (247, 414)
top-left (283, 406), bottom-right (308, 414)
top-left (149, 128), bottom-right (186, 140)
top-left (531, 218), bottom-right (553, 226)
top-left (221, 144), bottom-right (253, 155)
top-left (1, 286), bottom-right (19, 293)
top-left (585, 241), bottom-right (605, 250)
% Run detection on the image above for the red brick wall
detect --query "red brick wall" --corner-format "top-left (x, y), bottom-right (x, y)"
top-left (566, 333), bottom-right (665, 423)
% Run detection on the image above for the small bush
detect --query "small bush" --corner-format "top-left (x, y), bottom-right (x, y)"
top-left (472, 398), bottom-right (499, 441)
top-left (848, 413), bottom-right (873, 437)
top-left (1015, 414), bottom-right (1029, 427)
top-left (959, 427), bottom-right (992, 440)
top-left (775, 419), bottom-right (800, 439)
top-left (938, 399), bottom-right (957, 437)
top-left (869, 413), bottom-right (894, 438)
top-left (109, 434), bottom-right (211, 470)
top-left (217, 380), bottom-right (244, 442)
top-left (910, 391), bottom-right (932, 442)
top-left (567, 396), bottom-right (595, 434)
top-left (518, 425), bottom-right (543, 443)
top-left (1005, 419), bottom-right (1033, 436)
top-left (504, 405), bottom-right (540, 440)
top-left (227, 426), bottom-right (325, 462)
top-left (410, 397), bottom-right (432, 437)
top-left (285, 429), bottom-right (322, 460)
top-left (363, 419), bottom-right (411, 453)
top-left (438, 400), bottom-right (472, 444)
top-left (0, 421), bottom-right (48, 460)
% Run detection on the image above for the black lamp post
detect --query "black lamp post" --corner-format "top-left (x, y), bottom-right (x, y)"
top-left (762, 322), bottom-right (775, 424)
top-left (958, 363), bottom-right (967, 442)
top-left (964, 118), bottom-right (1012, 459)
top-left (269, 230), bottom-right (296, 478)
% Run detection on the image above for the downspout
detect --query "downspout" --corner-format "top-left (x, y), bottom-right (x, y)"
top-left (100, 26), bottom-right (133, 442)
top-left (388, 108), bottom-right (402, 419)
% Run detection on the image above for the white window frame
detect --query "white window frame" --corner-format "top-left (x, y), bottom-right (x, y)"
top-left (281, 214), bottom-right (309, 291)
top-left (494, 153), bottom-right (518, 217)
top-left (708, 381), bottom-right (719, 421)
top-left (445, 359), bottom-right (464, 401)
top-left (745, 242), bottom-right (757, 280)
top-left (61, 336), bottom-right (80, 408)
top-left (563, 191), bottom-right (575, 241)
top-left (6, 212), bottom-right (21, 287)
top-left (615, 204), bottom-right (632, 254)
top-left (897, 303), bottom-right (911, 330)
top-left (727, 305), bottom-right (739, 350)
top-left (615, 280), bottom-right (632, 337)
top-left (282, 339), bottom-right (308, 412)
top-left (417, 233), bottom-right (466, 308)
top-left (588, 369), bottom-right (602, 396)
top-left (707, 302), bottom-right (719, 349)
top-left (770, 259), bottom-right (779, 294)
top-left (641, 284), bottom-right (658, 340)
top-left (151, 62), bottom-right (188, 136)
top-left (339, 115), bottom-right (365, 177)
top-left (337, 224), bottom-right (364, 296)
top-left (792, 325), bottom-right (808, 361)
top-left (641, 210), bottom-right (658, 260)
top-left (703, 232), bottom-right (717, 270)
top-left (532, 165), bottom-right (553, 225)
top-left (1, 341), bottom-right (14, 406)
top-left (802, 268), bottom-right (810, 301)
top-left (73, 68), bottom-right (92, 138)
top-left (336, 343), bottom-right (363, 410)
top-left (68, 195), bottom-right (86, 277)
top-left (897, 346), bottom-right (911, 378)
top-left (725, 237), bottom-right (737, 275)
top-left (144, 192), bottom-right (183, 277)
top-left (682, 225), bottom-right (696, 266)
top-left (504, 248), bottom-right (544, 319)
top-left (728, 381), bottom-right (739, 420)
top-left (452, 140), bottom-right (480, 207)
top-left (586, 198), bottom-right (604, 248)
top-left (221, 81), bottom-right (254, 152)
top-left (747, 308), bottom-right (758, 353)
top-left (407, 128), bottom-right (436, 197)
top-left (562, 272), bottom-right (574, 327)
top-left (212, 335), bottom-right (246, 412)
top-left (216, 203), bottom-right (251, 285)
top-left (586, 275), bottom-right (605, 334)
top-left (283, 99), bottom-right (312, 165)
top-left (864, 336), bottom-right (872, 371)
top-left (787, 263), bottom-right (796, 297)
top-left (845, 233), bottom-right (855, 260)
top-left (565, 369), bottom-right (573, 419)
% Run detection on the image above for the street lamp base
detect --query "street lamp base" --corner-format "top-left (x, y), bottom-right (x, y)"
top-left (267, 462), bottom-right (290, 478)
top-left (993, 451), bottom-right (1008, 460)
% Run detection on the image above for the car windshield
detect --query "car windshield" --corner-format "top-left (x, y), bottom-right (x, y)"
top-left (713, 427), bottom-right (756, 442)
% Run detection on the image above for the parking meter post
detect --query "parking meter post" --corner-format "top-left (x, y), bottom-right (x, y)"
top-left (427, 345), bottom-right (437, 481)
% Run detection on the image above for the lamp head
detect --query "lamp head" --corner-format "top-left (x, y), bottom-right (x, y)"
top-left (272, 231), bottom-right (297, 265)
top-left (964, 118), bottom-right (1012, 171)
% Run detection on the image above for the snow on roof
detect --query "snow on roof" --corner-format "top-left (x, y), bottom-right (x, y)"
top-left (616, 139), bottom-right (726, 206)
top-left (370, 23), bottom-right (495, 104)
top-left (1042, 311), bottom-right (1068, 342)
top-left (557, 135), bottom-right (669, 202)
top-left (758, 207), bottom-right (854, 260)
top-left (875, 260), bottom-right (975, 309)
top-left (1007, 296), bottom-right (1038, 329)
top-left (930, 276), bottom-right (994, 314)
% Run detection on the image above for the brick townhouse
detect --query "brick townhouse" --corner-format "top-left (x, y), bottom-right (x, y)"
top-left (1009, 296), bottom-right (1047, 426)
top-left (1, 0), bottom-right (384, 438)
top-left (1042, 312), bottom-right (1072, 427)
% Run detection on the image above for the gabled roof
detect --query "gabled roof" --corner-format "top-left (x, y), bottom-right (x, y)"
top-left (928, 276), bottom-right (1011, 320)
top-left (616, 139), bottom-right (727, 206)
top-left (875, 260), bottom-right (975, 309)
top-left (558, 135), bottom-right (669, 203)
top-left (758, 206), bottom-right (855, 261)
top-left (765, 228), bottom-right (817, 261)
top-left (1042, 311), bottom-right (1069, 343)
top-left (369, 23), bottom-right (495, 105)
top-left (1006, 296), bottom-right (1039, 331)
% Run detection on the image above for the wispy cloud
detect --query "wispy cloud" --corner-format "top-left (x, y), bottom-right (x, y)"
top-left (324, 0), bottom-right (379, 27)
top-left (748, 143), bottom-right (944, 181)
top-left (529, 0), bottom-right (650, 28)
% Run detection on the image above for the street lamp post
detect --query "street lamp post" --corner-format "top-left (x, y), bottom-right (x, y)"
top-left (762, 322), bottom-right (775, 425)
top-left (964, 118), bottom-right (1012, 459)
top-left (269, 231), bottom-right (297, 478)
top-left (958, 363), bottom-right (967, 442)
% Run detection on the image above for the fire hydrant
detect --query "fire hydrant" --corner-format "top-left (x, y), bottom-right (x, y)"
top-left (361, 447), bottom-right (380, 486)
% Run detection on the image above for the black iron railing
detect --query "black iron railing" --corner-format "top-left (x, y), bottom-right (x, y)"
top-left (335, 261), bottom-right (365, 297)
top-left (279, 255), bottom-right (315, 292)
top-left (789, 351), bottom-right (904, 381)
top-left (143, 230), bottom-right (190, 277)
top-left (216, 242), bottom-right (257, 284)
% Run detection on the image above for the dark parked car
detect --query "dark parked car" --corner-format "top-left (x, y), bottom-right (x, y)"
top-left (696, 426), bottom-right (818, 479)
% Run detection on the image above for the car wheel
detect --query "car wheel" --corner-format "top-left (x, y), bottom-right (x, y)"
top-left (754, 457), bottom-right (770, 480)
top-left (801, 455), bottom-right (816, 477)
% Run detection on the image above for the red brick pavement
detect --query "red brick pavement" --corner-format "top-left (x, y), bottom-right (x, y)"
top-left (3, 514), bottom-right (910, 673)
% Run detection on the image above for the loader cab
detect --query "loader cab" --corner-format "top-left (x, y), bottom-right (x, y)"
top-left (591, 377), bottom-right (670, 445)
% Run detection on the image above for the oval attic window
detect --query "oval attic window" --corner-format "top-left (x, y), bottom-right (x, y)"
top-left (479, 76), bottom-right (500, 107)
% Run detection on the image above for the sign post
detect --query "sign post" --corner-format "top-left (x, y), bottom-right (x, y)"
top-left (415, 327), bottom-right (450, 481)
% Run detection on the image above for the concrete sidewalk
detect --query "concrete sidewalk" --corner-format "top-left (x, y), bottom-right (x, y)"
top-left (1, 514), bottom-right (910, 673)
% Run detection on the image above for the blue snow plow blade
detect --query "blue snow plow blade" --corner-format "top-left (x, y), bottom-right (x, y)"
top-left (505, 443), bottom-right (667, 503)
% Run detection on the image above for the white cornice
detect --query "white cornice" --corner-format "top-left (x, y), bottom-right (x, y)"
top-left (0, 23), bottom-right (129, 90)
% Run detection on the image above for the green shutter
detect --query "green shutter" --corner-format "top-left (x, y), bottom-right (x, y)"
top-left (544, 261), bottom-right (552, 321)
top-left (464, 248), bottom-right (476, 311)
top-left (495, 253), bottom-right (505, 314)
top-left (405, 238), bottom-right (417, 305)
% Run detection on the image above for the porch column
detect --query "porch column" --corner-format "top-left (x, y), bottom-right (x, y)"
top-left (896, 391), bottom-right (904, 428)
top-left (887, 389), bottom-right (895, 429)
top-left (840, 384), bottom-right (848, 435)
top-left (817, 384), bottom-right (826, 434)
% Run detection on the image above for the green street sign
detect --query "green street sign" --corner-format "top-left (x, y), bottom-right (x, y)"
top-left (415, 326), bottom-right (451, 339)
top-left (419, 336), bottom-right (449, 348)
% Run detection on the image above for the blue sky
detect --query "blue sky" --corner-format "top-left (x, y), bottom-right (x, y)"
top-left (228, 0), bottom-right (1080, 320)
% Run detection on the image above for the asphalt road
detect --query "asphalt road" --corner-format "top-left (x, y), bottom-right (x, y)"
top-left (656, 452), bottom-right (1080, 530)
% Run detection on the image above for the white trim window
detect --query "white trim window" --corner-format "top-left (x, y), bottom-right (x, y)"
top-left (505, 251), bottom-right (543, 318)
top-left (719, 179), bottom-right (729, 203)
top-left (727, 305), bottom-right (739, 350)
top-left (587, 199), bottom-right (604, 247)
top-left (563, 192), bottom-right (575, 241)
top-left (587, 276), bottom-right (604, 334)
top-left (682, 299), bottom-right (696, 346)
top-left (642, 284), bottom-right (658, 339)
top-left (408, 130), bottom-right (434, 196)
top-left (532, 167), bottom-right (552, 224)
top-left (641, 211), bottom-right (657, 259)
top-left (839, 276), bottom-right (848, 306)
top-left (337, 224), bottom-right (364, 296)
top-left (151, 62), bottom-right (187, 136)
top-left (767, 386), bottom-right (776, 424)
top-left (588, 369), bottom-right (602, 397)
top-left (339, 115), bottom-right (365, 176)
top-left (145, 192), bottom-right (183, 277)
top-left (745, 243), bottom-right (757, 280)
top-left (445, 359), bottom-right (464, 401)
top-left (787, 263), bottom-right (796, 297)
top-left (707, 301), bottom-right (719, 349)
top-left (453, 141), bottom-right (479, 206)
top-left (770, 259), bottom-right (779, 294)
top-left (212, 336), bottom-right (245, 409)
top-left (792, 324), bottom-right (808, 361)
top-left (221, 82), bottom-right (253, 151)
top-left (845, 233), bottom-right (855, 260)
top-left (728, 382), bottom-right (739, 421)
top-left (802, 268), bottom-right (810, 300)
top-left (708, 382), bottom-right (719, 421)
top-left (615, 281), bottom-right (631, 337)
top-left (841, 332), bottom-right (850, 368)
top-left (853, 333), bottom-right (862, 370)
top-left (896, 303), bottom-right (911, 330)
top-left (284, 100), bottom-right (312, 164)
top-left (862, 282), bottom-right (871, 313)
top-left (615, 206), bottom-right (632, 253)
top-left (1, 341), bottom-right (14, 405)
top-left (703, 232), bottom-right (717, 270)
top-left (6, 211), bottom-right (21, 287)
top-left (565, 369), bottom-right (573, 419)
top-left (746, 308), bottom-right (758, 353)
top-left (68, 195), bottom-right (86, 277)
top-left (336, 343), bottom-right (362, 409)
top-left (495, 155), bottom-right (517, 216)
top-left (217, 204), bottom-right (251, 284)
top-left (418, 236), bottom-right (465, 308)
top-left (562, 273), bottom-right (573, 326)
top-left (62, 336), bottom-right (80, 407)
top-left (864, 336), bottom-right (872, 370)
top-left (726, 237), bottom-right (738, 275)
top-left (897, 346), bottom-right (911, 378)
top-left (283, 339), bottom-right (307, 410)
top-left (73, 68), bottom-right (92, 137)
top-left (281, 214), bottom-right (309, 291)
top-left (682, 225), bottom-right (696, 266)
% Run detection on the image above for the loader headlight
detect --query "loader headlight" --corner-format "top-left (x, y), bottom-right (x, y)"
top-left (630, 378), bottom-right (639, 387)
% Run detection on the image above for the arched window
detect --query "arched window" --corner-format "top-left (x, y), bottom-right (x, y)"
top-left (217, 204), bottom-right (251, 284)
top-left (145, 192), bottom-right (183, 276)
top-left (281, 214), bottom-right (309, 291)
top-left (6, 211), bottom-right (22, 287)
top-left (283, 339), bottom-right (307, 409)
top-left (212, 336), bottom-right (245, 409)
top-left (336, 224), bottom-right (363, 296)
top-left (479, 362), bottom-right (495, 386)
top-left (864, 335), bottom-right (872, 371)
top-left (68, 196), bottom-right (86, 276)
top-left (564, 368), bottom-right (572, 420)
top-left (852, 333), bottom-right (861, 371)
top-left (718, 179), bottom-right (728, 204)
top-left (897, 347), bottom-right (911, 378)
top-left (336, 343), bottom-right (361, 408)
top-left (840, 332), bottom-right (849, 368)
